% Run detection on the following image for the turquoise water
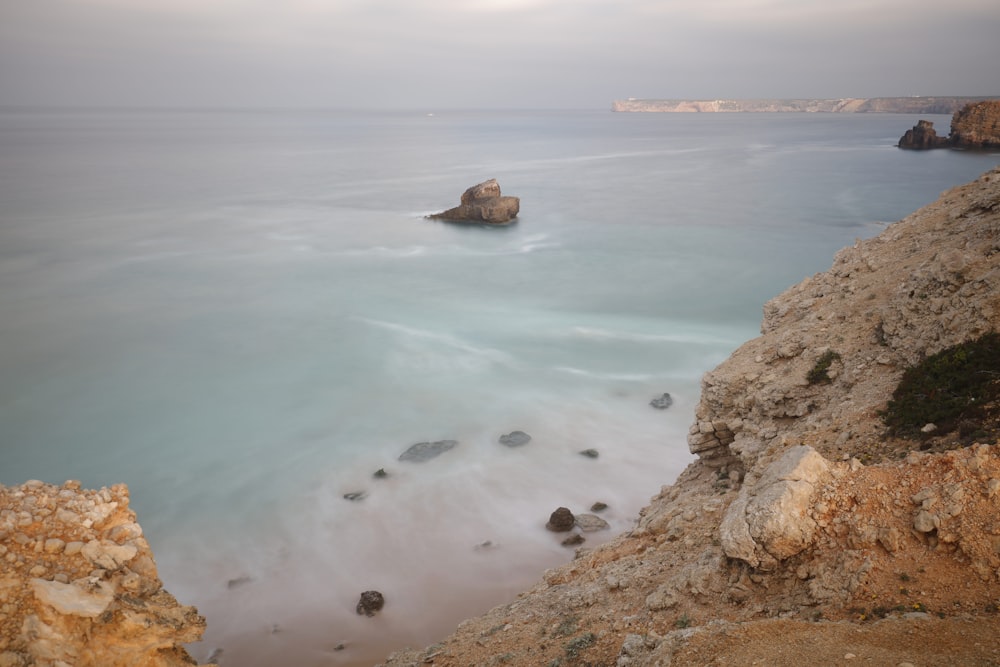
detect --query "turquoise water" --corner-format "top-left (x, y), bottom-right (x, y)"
top-left (1, 109), bottom-right (996, 664)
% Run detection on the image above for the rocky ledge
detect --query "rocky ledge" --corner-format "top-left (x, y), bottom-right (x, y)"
top-left (898, 100), bottom-right (1000, 150)
top-left (379, 170), bottom-right (1000, 666)
top-left (427, 179), bottom-right (520, 225)
top-left (0, 480), bottom-right (212, 667)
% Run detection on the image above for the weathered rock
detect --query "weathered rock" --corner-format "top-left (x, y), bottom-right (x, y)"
top-left (498, 431), bottom-right (532, 447)
top-left (343, 491), bottom-right (367, 502)
top-left (546, 507), bottom-right (576, 532)
top-left (357, 590), bottom-right (385, 616)
top-left (0, 480), bottom-right (209, 667)
top-left (561, 533), bottom-right (585, 547)
top-left (373, 468), bottom-right (388, 479)
top-left (399, 440), bottom-right (458, 462)
top-left (719, 445), bottom-right (830, 570)
top-left (579, 448), bottom-right (599, 459)
top-left (898, 119), bottom-right (949, 149)
top-left (427, 178), bottom-right (520, 224)
top-left (590, 502), bottom-right (608, 512)
top-left (575, 513), bottom-right (610, 532)
top-left (650, 393), bottom-right (674, 409)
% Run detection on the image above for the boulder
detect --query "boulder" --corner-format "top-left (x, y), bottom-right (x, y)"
top-left (356, 590), bottom-right (385, 617)
top-left (399, 440), bottom-right (458, 462)
top-left (719, 445), bottom-right (831, 570)
top-left (427, 178), bottom-right (520, 224)
top-left (898, 119), bottom-right (949, 149)
top-left (546, 507), bottom-right (576, 532)
top-left (574, 513), bottom-right (610, 532)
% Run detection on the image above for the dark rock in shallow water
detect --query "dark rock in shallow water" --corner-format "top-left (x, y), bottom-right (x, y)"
top-left (226, 575), bottom-right (252, 590)
top-left (561, 533), bottom-right (585, 547)
top-left (343, 491), bottom-right (367, 502)
top-left (399, 439), bottom-right (458, 462)
top-left (579, 448), bottom-right (599, 459)
top-left (356, 590), bottom-right (385, 616)
top-left (590, 502), bottom-right (608, 512)
top-left (546, 507), bottom-right (575, 532)
top-left (650, 393), bottom-right (674, 409)
top-left (373, 468), bottom-right (388, 479)
top-left (499, 430), bottom-right (532, 447)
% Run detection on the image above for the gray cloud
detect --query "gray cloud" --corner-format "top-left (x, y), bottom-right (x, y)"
top-left (0, 0), bottom-right (996, 108)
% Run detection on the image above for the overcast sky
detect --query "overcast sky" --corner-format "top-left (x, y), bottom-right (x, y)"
top-left (1, 0), bottom-right (997, 109)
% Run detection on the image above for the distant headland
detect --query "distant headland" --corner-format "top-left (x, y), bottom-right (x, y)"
top-left (611, 96), bottom-right (1000, 113)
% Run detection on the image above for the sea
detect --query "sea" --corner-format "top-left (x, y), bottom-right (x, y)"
top-left (1, 108), bottom-right (997, 665)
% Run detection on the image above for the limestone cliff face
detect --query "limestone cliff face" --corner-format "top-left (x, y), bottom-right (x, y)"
top-left (379, 168), bottom-right (1000, 667)
top-left (950, 100), bottom-right (1000, 149)
top-left (0, 481), bottom-right (212, 667)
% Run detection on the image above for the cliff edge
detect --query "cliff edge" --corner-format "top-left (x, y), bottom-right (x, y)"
top-left (0, 481), bottom-right (212, 667)
top-left (380, 168), bottom-right (1000, 666)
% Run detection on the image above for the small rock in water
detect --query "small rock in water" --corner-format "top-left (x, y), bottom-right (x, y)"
top-left (575, 513), bottom-right (610, 532)
top-left (399, 439), bottom-right (458, 462)
top-left (579, 448), bottom-right (599, 459)
top-left (373, 468), bottom-right (388, 479)
top-left (590, 502), bottom-right (608, 512)
top-left (650, 392), bottom-right (674, 409)
top-left (546, 507), bottom-right (576, 532)
top-left (356, 590), bottom-right (385, 617)
top-left (343, 491), bottom-right (367, 502)
top-left (474, 540), bottom-right (496, 551)
top-left (561, 533), bottom-right (585, 547)
top-left (498, 430), bottom-right (532, 447)
top-left (226, 575), bottom-right (252, 590)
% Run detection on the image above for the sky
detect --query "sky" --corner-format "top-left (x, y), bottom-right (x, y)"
top-left (0, 0), bottom-right (997, 110)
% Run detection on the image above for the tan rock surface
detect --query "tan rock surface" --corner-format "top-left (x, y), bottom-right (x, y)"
top-left (378, 170), bottom-right (1000, 666)
top-left (0, 481), bottom-right (212, 667)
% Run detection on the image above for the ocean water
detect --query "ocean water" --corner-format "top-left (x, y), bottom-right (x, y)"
top-left (1, 108), bottom-right (997, 665)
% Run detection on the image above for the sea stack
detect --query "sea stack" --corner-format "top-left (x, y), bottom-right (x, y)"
top-left (427, 178), bottom-right (520, 225)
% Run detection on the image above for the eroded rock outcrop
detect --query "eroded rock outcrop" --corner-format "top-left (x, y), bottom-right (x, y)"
top-left (0, 480), bottom-right (211, 667)
top-left (427, 179), bottom-right (520, 224)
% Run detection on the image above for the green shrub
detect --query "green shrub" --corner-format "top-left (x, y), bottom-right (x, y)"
top-left (881, 332), bottom-right (1000, 438)
top-left (807, 350), bottom-right (842, 385)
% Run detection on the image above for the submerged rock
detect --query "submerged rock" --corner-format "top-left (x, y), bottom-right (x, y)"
top-left (399, 440), bottom-right (458, 462)
top-left (499, 430), bottom-right (532, 447)
top-left (579, 448), bottom-right (599, 459)
top-left (650, 393), bottom-right (674, 409)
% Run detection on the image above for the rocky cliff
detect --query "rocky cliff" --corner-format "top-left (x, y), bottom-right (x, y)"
top-left (0, 481), bottom-right (212, 667)
top-left (612, 97), bottom-right (999, 113)
top-left (951, 101), bottom-right (1000, 149)
top-left (380, 169), bottom-right (1000, 666)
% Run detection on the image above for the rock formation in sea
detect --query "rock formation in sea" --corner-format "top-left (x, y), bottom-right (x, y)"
top-left (898, 100), bottom-right (1000, 150)
top-left (0, 480), bottom-right (212, 666)
top-left (378, 167), bottom-right (1000, 665)
top-left (427, 178), bottom-right (520, 225)
top-left (896, 119), bottom-right (950, 149)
